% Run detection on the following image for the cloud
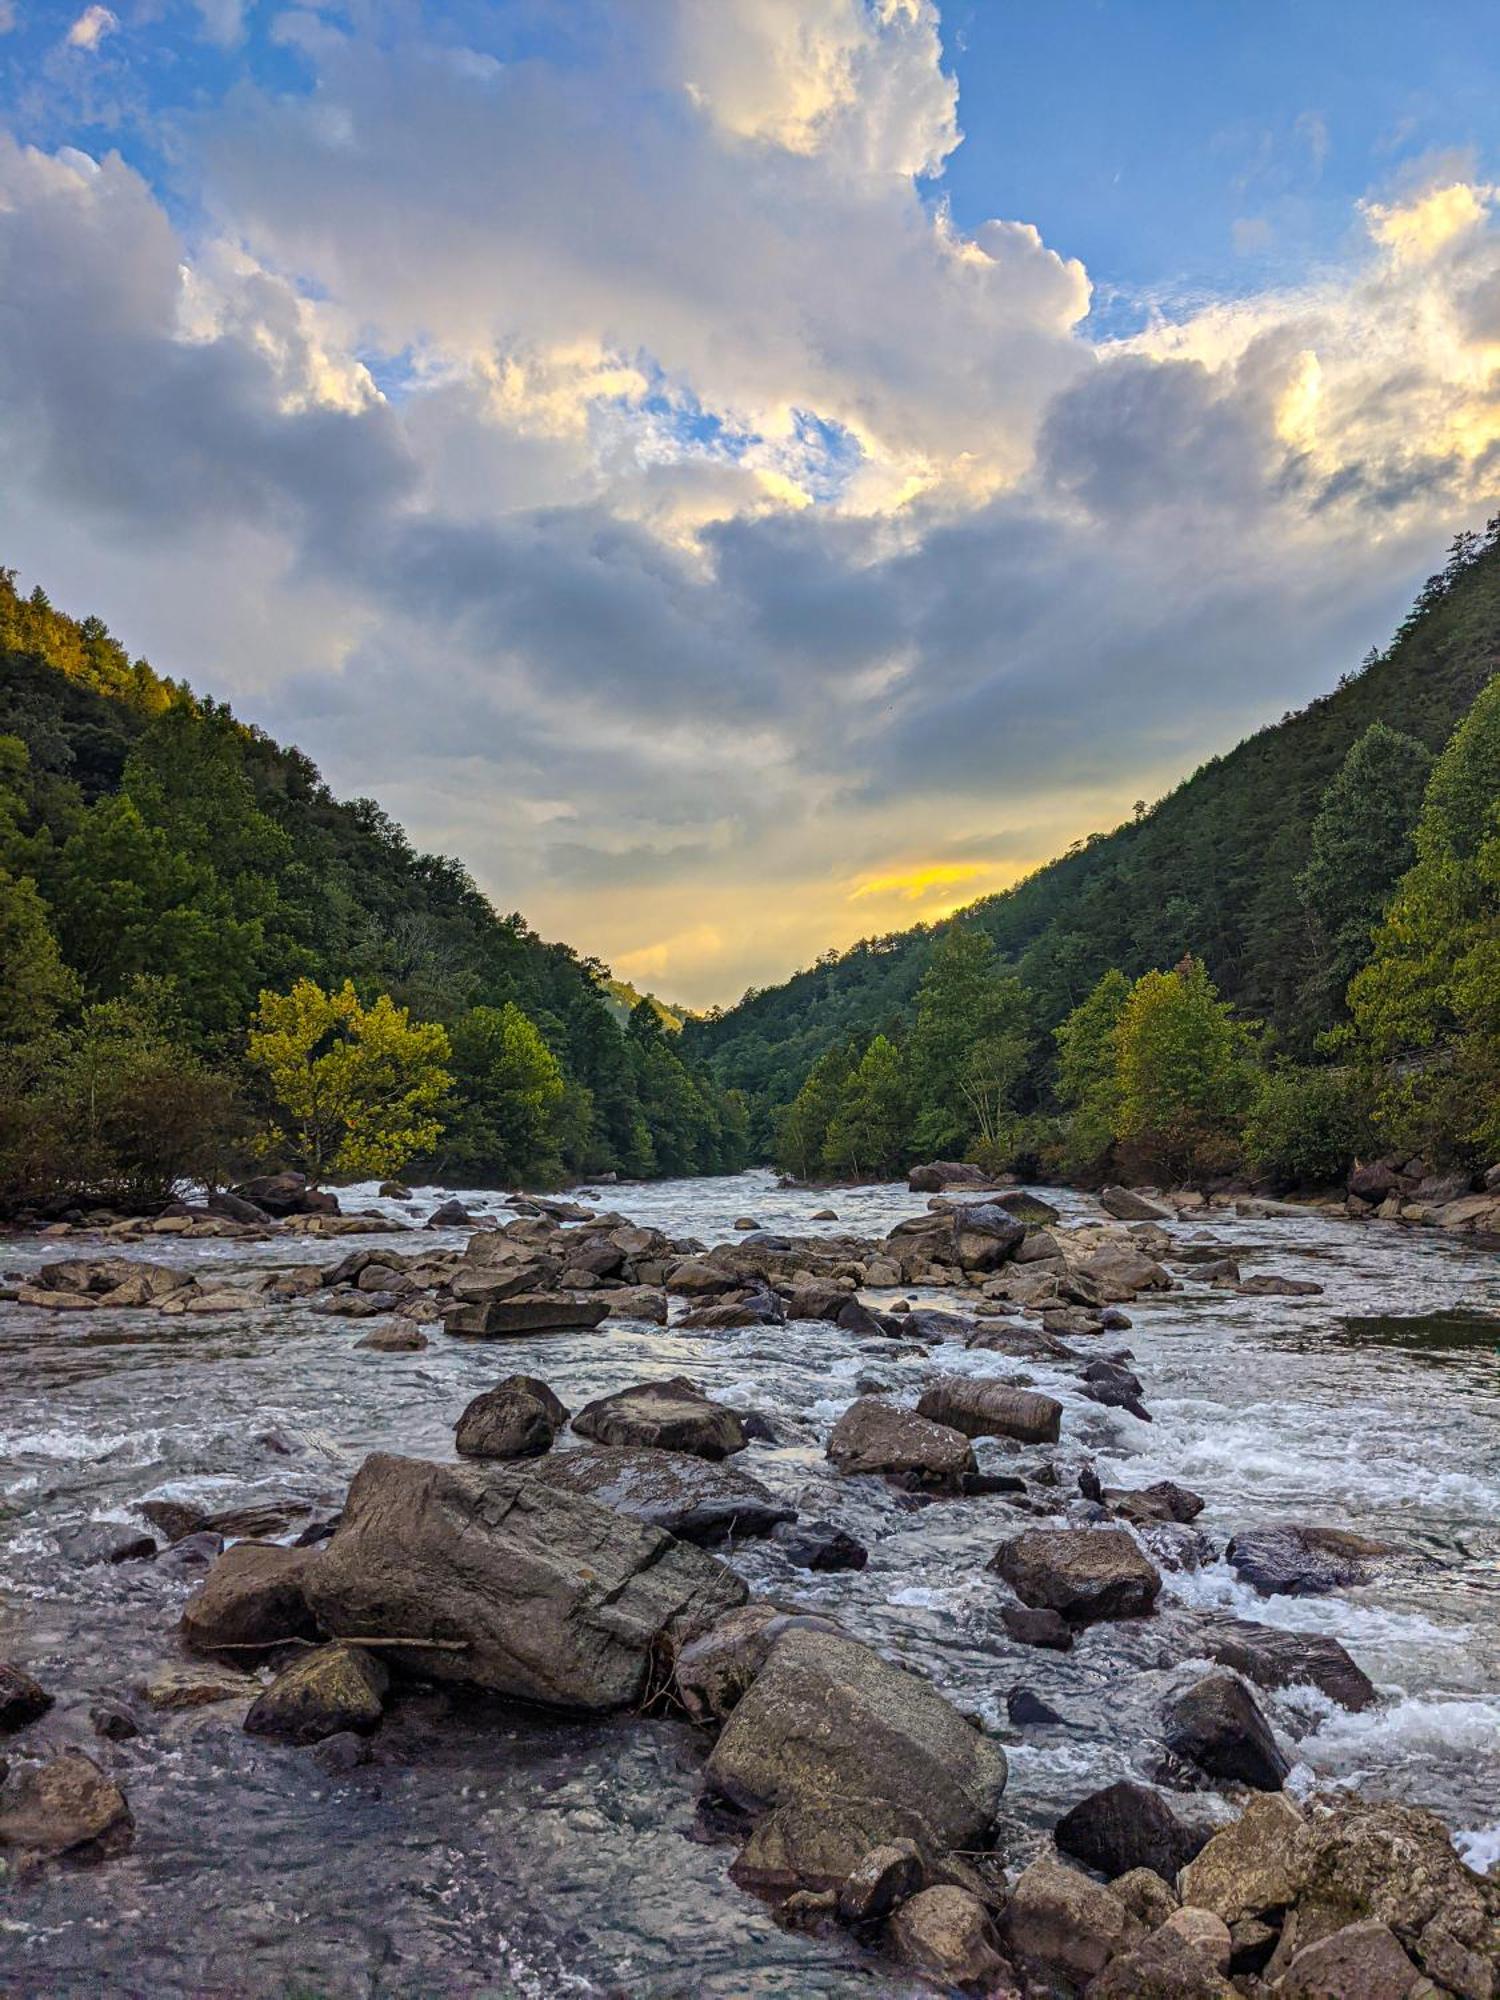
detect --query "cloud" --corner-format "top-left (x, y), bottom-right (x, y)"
top-left (1, 11), bottom-right (1498, 1004)
top-left (64, 4), bottom-right (115, 50)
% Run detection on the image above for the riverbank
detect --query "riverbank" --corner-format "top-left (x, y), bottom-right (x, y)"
top-left (0, 1169), bottom-right (1496, 1995)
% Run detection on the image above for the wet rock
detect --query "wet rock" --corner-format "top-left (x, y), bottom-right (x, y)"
top-left (143, 1664), bottom-right (262, 1709)
top-left (378, 1182), bottom-right (411, 1199)
top-left (1198, 1617), bottom-right (1376, 1712)
top-left (1006, 1686), bottom-right (1067, 1726)
top-left (0, 1751), bottom-right (133, 1862)
top-left (1163, 1671), bottom-right (1289, 1790)
top-left (153, 1530), bottom-right (225, 1575)
top-left (826, 1398), bottom-right (975, 1489)
top-left (304, 1452), bottom-right (745, 1710)
top-left (1084, 1922), bottom-right (1237, 1998)
top-left (678, 1293), bottom-right (786, 1330)
top-left (1225, 1523), bottom-right (1385, 1595)
top-left (0, 1663), bottom-right (53, 1732)
top-left (1081, 1358), bottom-right (1153, 1421)
top-left (455, 1376), bottom-right (569, 1460)
top-left (1236, 1272), bottom-right (1324, 1297)
top-left (180, 1542), bottom-right (322, 1655)
top-left (771, 1520), bottom-right (868, 1571)
top-left (354, 1323), bottom-right (428, 1352)
top-left (443, 1294), bottom-right (609, 1338)
top-left (244, 1642), bottom-right (389, 1745)
top-left (1001, 1606), bottom-right (1072, 1650)
top-left (909, 1162), bottom-right (990, 1192)
top-left (89, 1701), bottom-right (139, 1743)
top-left (603, 1284), bottom-right (669, 1324)
top-left (59, 1522), bottom-right (158, 1565)
top-left (951, 1204), bottom-right (1027, 1273)
top-left (989, 1527), bottom-right (1162, 1623)
top-left (527, 1444), bottom-right (793, 1543)
top-left (311, 1729), bottom-right (372, 1774)
top-left (706, 1626), bottom-right (1008, 1861)
top-left (1003, 1855), bottom-right (1137, 1987)
top-left (233, 1172), bottom-right (337, 1218)
top-left (1112, 1866), bottom-right (1180, 1929)
top-left (426, 1199), bottom-right (474, 1228)
top-left (140, 1498), bottom-right (204, 1542)
top-left (572, 1377), bottom-right (748, 1460)
top-left (1101, 1186), bottom-right (1174, 1222)
top-left (1140, 1522), bottom-right (1218, 1572)
top-left (836, 1838), bottom-right (925, 1924)
top-left (891, 1886), bottom-right (1014, 1993)
top-left (915, 1377), bottom-right (1062, 1446)
top-left (1177, 1792), bottom-right (1304, 1924)
top-left (1055, 1780), bottom-right (1205, 1884)
top-left (1277, 1919), bottom-right (1425, 1998)
top-left (1106, 1479), bottom-right (1205, 1525)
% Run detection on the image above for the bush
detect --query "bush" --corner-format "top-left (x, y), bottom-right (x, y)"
top-left (1243, 1065), bottom-right (1374, 1188)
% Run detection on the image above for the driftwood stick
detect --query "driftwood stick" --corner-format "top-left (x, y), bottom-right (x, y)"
top-left (205, 1634), bottom-right (470, 1653)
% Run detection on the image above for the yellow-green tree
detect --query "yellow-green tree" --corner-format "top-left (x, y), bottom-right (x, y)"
top-left (249, 978), bottom-right (452, 1183)
top-left (1115, 956), bottom-right (1255, 1179)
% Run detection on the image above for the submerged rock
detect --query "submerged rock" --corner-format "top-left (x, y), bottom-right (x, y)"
top-left (303, 1452), bottom-right (745, 1711)
top-left (0, 1751), bottom-right (133, 1862)
top-left (771, 1519), bottom-right (867, 1571)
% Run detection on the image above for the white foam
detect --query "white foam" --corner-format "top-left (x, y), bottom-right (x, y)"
top-left (1456, 1822), bottom-right (1500, 1877)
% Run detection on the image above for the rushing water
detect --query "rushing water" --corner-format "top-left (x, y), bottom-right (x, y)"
top-left (1, 1169), bottom-right (1497, 1997)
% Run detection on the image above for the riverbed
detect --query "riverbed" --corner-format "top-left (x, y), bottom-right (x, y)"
top-left (1, 1171), bottom-right (1497, 1997)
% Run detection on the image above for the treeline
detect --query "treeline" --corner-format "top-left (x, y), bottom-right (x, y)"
top-left (0, 570), bottom-right (747, 1211)
top-left (689, 521), bottom-right (1500, 1152)
top-left (772, 645), bottom-right (1500, 1188)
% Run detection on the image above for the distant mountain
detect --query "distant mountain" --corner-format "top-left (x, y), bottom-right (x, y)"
top-left (685, 524), bottom-right (1500, 1139)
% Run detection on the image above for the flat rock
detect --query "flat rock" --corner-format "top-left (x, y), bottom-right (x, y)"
top-left (526, 1444), bottom-right (793, 1543)
top-left (916, 1376), bottom-right (1062, 1445)
top-left (443, 1294), bottom-right (608, 1338)
top-left (572, 1376), bottom-right (747, 1459)
top-left (826, 1397), bottom-right (975, 1489)
top-left (143, 1664), bottom-right (262, 1709)
top-left (0, 1751), bottom-right (133, 1862)
top-left (1225, 1524), bottom-right (1385, 1595)
top-left (990, 1527), bottom-right (1161, 1623)
top-left (1100, 1187), bottom-right (1174, 1222)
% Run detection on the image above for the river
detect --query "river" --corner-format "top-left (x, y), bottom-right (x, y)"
top-left (1, 1170), bottom-right (1497, 1996)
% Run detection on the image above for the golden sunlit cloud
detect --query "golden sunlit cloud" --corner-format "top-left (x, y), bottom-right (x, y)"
top-left (848, 861), bottom-right (991, 903)
top-left (1363, 180), bottom-right (1491, 262)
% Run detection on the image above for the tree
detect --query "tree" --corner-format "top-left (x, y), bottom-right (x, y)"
top-left (1297, 722), bottom-right (1433, 1023)
top-left (249, 978), bottom-right (452, 1182)
top-left (437, 1002), bottom-right (566, 1186)
top-left (775, 1041), bottom-right (858, 1179)
top-left (908, 926), bottom-right (1032, 1157)
top-left (1243, 1065), bottom-right (1374, 1189)
top-left (0, 869), bottom-right (77, 1043)
top-left (1349, 677), bottom-right (1500, 1163)
top-left (1053, 967), bottom-right (1131, 1176)
top-left (1115, 957), bottom-right (1255, 1179)
top-left (822, 1034), bottom-right (911, 1180)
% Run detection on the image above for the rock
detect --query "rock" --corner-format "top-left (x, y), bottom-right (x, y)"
top-left (706, 1626), bottom-right (1008, 1861)
top-left (455, 1376), bottom-right (569, 1460)
top-left (89, 1701), bottom-right (139, 1743)
top-left (1198, 1618), bottom-right (1377, 1712)
top-left (244, 1643), bottom-right (389, 1744)
top-left (810, 1207), bottom-right (839, 1221)
top-left (836, 1838), bottom-right (925, 1923)
top-left (731, 1798), bottom-right (924, 1901)
top-left (1001, 1606), bottom-right (1072, 1650)
top-left (1278, 1919), bottom-right (1425, 1998)
top-left (0, 1663), bottom-right (54, 1732)
top-left (527, 1445), bottom-right (793, 1543)
top-left (1160, 1905), bottom-right (1232, 1972)
top-left (60, 1522), bottom-right (158, 1565)
top-left (1348, 1162), bottom-right (1402, 1203)
top-left (771, 1520), bottom-right (868, 1571)
top-left (1236, 1272), bottom-right (1324, 1297)
top-left (675, 1606), bottom-right (838, 1723)
top-left (143, 1663), bottom-right (261, 1709)
top-left (1112, 1867), bottom-right (1180, 1930)
top-left (425, 1199), bottom-right (474, 1228)
top-left (378, 1182), bottom-right (412, 1199)
top-left (1083, 1360), bottom-right (1153, 1422)
top-left (602, 1285), bottom-right (668, 1323)
top-left (1083, 1923), bottom-right (1237, 1998)
top-left (443, 1294), bottom-right (608, 1338)
top-left (1003, 1855), bottom-right (1136, 1986)
top-left (312, 1729), bottom-right (372, 1774)
top-left (140, 1498), bottom-right (204, 1542)
top-left (951, 1204), bottom-right (1027, 1273)
top-left (1177, 1793), bottom-right (1305, 1924)
top-left (909, 1162), bottom-right (990, 1193)
top-left (1106, 1479), bottom-right (1204, 1524)
top-left (304, 1452), bottom-right (744, 1711)
top-left (0, 1751), bottom-right (133, 1862)
top-left (915, 1377), bottom-right (1062, 1446)
top-left (826, 1397), bottom-right (975, 1489)
top-left (354, 1323), bottom-right (428, 1352)
top-left (990, 1528), bottom-right (1161, 1623)
top-left (1007, 1686), bottom-right (1067, 1726)
top-left (1055, 1780), bottom-right (1205, 1884)
top-left (1225, 1524), bottom-right (1384, 1596)
top-left (1101, 1186), bottom-right (1174, 1222)
top-left (1164, 1671), bottom-right (1288, 1790)
top-left (891, 1886), bottom-right (1014, 1993)
top-left (1081, 1246), bottom-right (1172, 1301)
top-left (153, 1530), bottom-right (226, 1575)
top-left (678, 1294), bottom-right (786, 1330)
top-left (233, 1172), bottom-right (337, 1218)
top-left (180, 1542), bottom-right (322, 1654)
top-left (571, 1377), bottom-right (748, 1460)
top-left (208, 1190), bottom-right (276, 1225)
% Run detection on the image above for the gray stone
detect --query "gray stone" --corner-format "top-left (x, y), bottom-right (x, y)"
top-left (827, 1397), bottom-right (975, 1488)
top-left (526, 1444), bottom-right (793, 1542)
top-left (244, 1643), bottom-right (389, 1744)
top-left (990, 1527), bottom-right (1161, 1623)
top-left (1164, 1672), bottom-right (1289, 1790)
top-left (915, 1376), bottom-right (1062, 1445)
top-left (572, 1376), bottom-right (747, 1459)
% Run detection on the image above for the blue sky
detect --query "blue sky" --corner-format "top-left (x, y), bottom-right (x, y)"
top-left (1, 1), bottom-right (1496, 1002)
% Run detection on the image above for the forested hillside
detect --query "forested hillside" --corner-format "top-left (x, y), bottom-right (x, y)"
top-left (687, 522), bottom-right (1500, 1153)
top-left (0, 571), bottom-right (747, 1208)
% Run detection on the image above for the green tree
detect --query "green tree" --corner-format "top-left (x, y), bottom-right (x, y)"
top-left (1243, 1065), bottom-right (1374, 1188)
top-left (249, 978), bottom-right (452, 1182)
top-left (908, 926), bottom-right (1032, 1157)
top-left (0, 869), bottom-right (77, 1042)
top-left (1349, 677), bottom-right (1500, 1162)
top-left (822, 1034), bottom-right (911, 1181)
top-left (438, 1002), bottom-right (567, 1186)
top-left (1115, 956), bottom-right (1255, 1179)
top-left (1297, 722), bottom-right (1433, 1023)
top-left (775, 1041), bottom-right (858, 1179)
top-left (1053, 967), bottom-right (1131, 1176)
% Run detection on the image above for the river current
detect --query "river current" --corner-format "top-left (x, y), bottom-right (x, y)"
top-left (1, 1170), bottom-right (1497, 1997)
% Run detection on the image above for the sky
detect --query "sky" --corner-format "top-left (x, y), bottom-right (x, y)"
top-left (3, 3), bottom-right (1500, 1007)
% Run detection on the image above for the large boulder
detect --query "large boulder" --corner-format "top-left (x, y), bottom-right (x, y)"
top-left (1348, 1161), bottom-right (1402, 1203)
top-left (1177, 1792), bottom-right (1305, 1925)
top-left (1225, 1524), bottom-right (1384, 1596)
top-left (1080, 1245), bottom-right (1173, 1300)
top-left (232, 1172), bottom-right (337, 1218)
top-left (1100, 1186), bottom-right (1173, 1222)
top-left (303, 1453), bottom-right (745, 1711)
top-left (1198, 1617), bottom-right (1377, 1712)
top-left (180, 1543), bottom-right (322, 1654)
top-left (454, 1376), bottom-right (569, 1460)
top-left (990, 1528), bottom-right (1161, 1623)
top-left (705, 1626), bottom-right (1008, 1863)
top-left (443, 1294), bottom-right (608, 1338)
top-left (1055, 1780), bottom-right (1205, 1884)
top-left (571, 1377), bottom-right (747, 1460)
top-left (1003, 1855), bottom-right (1137, 1987)
top-left (243, 1643), bottom-right (389, 1744)
top-left (525, 1445), bottom-right (793, 1543)
top-left (915, 1376), bottom-right (1062, 1445)
top-left (1277, 1921), bottom-right (1425, 1999)
top-left (908, 1162), bottom-right (990, 1193)
top-left (826, 1398), bottom-right (975, 1489)
top-left (0, 1751), bottom-right (133, 1861)
top-left (1163, 1672), bottom-right (1289, 1790)
top-left (951, 1204), bottom-right (1027, 1273)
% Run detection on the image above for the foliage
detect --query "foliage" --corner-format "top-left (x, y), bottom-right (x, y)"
top-left (1052, 967), bottom-right (1131, 1178)
top-left (908, 927), bottom-right (1033, 1157)
top-left (821, 1034), bottom-right (911, 1181)
top-left (1114, 957), bottom-right (1256, 1180)
top-left (774, 1041), bottom-right (860, 1179)
top-left (248, 979), bottom-right (453, 1183)
top-left (0, 868), bottom-right (77, 1043)
top-left (1242, 1066), bottom-right (1375, 1188)
top-left (435, 1002), bottom-right (567, 1187)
